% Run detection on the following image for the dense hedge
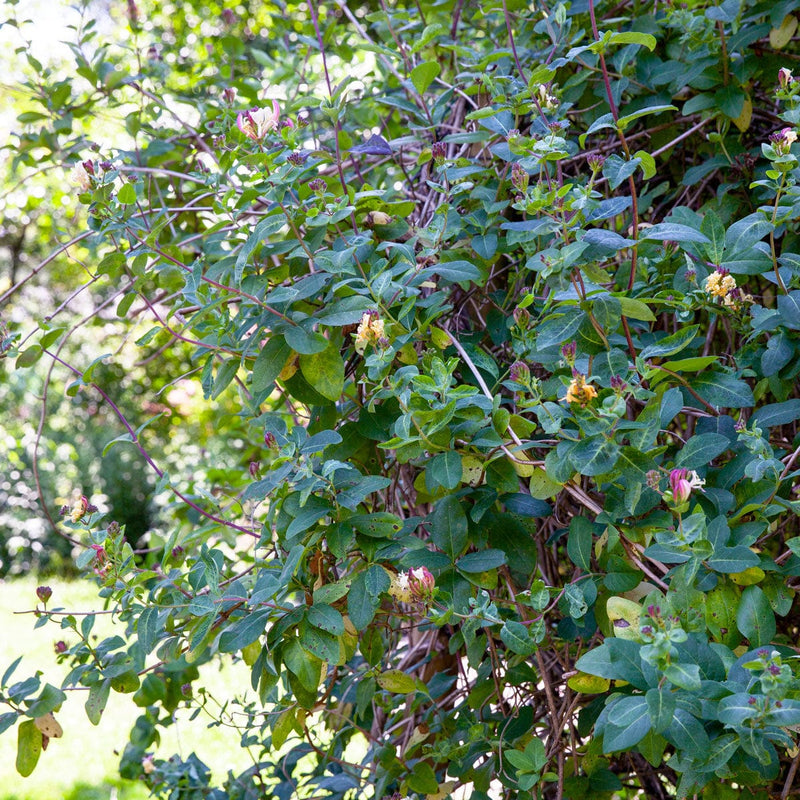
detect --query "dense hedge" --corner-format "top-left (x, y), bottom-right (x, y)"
top-left (2, 0), bottom-right (800, 798)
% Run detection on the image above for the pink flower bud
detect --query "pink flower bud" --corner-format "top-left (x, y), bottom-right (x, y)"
top-left (669, 468), bottom-right (692, 504)
top-left (409, 567), bottom-right (435, 600)
top-left (778, 67), bottom-right (794, 90)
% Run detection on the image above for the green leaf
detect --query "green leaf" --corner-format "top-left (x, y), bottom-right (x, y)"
top-left (408, 761), bottom-right (439, 794)
top-left (617, 104), bottom-right (677, 131)
top-left (777, 291), bottom-right (800, 329)
top-left (606, 31), bottom-right (657, 50)
top-left (85, 680), bottom-right (110, 726)
top-left (675, 433), bottom-right (729, 469)
top-left (218, 609), bottom-right (270, 653)
top-left (410, 60), bottom-right (441, 95)
top-left (618, 297), bottom-right (656, 321)
top-left (575, 639), bottom-right (648, 689)
top-left (426, 451), bottom-right (463, 491)
top-left (116, 182), bottom-right (137, 205)
top-left (456, 549), bottom-right (507, 573)
top-left (429, 495), bottom-right (468, 559)
top-left (639, 222), bottom-right (710, 244)
top-left (347, 570), bottom-right (379, 630)
top-left (26, 683), bottom-right (66, 718)
top-left (640, 326), bottom-right (699, 359)
top-left (567, 517), bottom-right (593, 572)
top-left (350, 512), bottom-right (403, 538)
top-left (300, 622), bottom-right (340, 664)
top-left (691, 373), bottom-right (755, 409)
top-left (137, 606), bottom-right (160, 656)
top-left (500, 621), bottom-right (536, 656)
top-left (646, 687), bottom-right (676, 734)
top-left (16, 345), bottom-right (43, 369)
top-left (283, 638), bottom-right (322, 692)
top-left (16, 720), bottom-right (42, 777)
top-left (299, 344), bottom-right (344, 401)
top-left (736, 586), bottom-right (775, 646)
top-left (663, 708), bottom-right (709, 757)
top-left (752, 399), bottom-right (800, 429)
top-left (376, 669), bottom-right (418, 693)
top-left (252, 336), bottom-right (292, 393)
top-left (409, 22), bottom-right (445, 54)
top-left (307, 604), bottom-right (345, 636)
top-left (662, 662), bottom-right (702, 691)
top-left (604, 696), bottom-right (651, 752)
top-left (570, 436), bottom-right (620, 476)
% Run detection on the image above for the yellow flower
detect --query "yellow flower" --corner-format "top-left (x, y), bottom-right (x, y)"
top-left (705, 270), bottom-right (737, 299)
top-left (354, 311), bottom-right (387, 355)
top-left (565, 373), bottom-right (597, 406)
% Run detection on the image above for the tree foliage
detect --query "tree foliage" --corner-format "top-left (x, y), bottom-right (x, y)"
top-left (2, 0), bottom-right (800, 798)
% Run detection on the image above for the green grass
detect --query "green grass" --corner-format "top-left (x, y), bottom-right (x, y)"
top-left (0, 576), bottom-right (253, 800)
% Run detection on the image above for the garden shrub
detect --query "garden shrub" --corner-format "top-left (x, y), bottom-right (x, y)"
top-left (2, 0), bottom-right (800, 798)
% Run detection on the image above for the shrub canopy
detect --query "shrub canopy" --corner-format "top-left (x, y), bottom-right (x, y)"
top-left (2, 0), bottom-right (800, 798)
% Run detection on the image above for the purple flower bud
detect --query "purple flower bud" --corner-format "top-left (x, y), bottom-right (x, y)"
top-left (36, 586), bottom-right (52, 604)
top-left (249, 461), bottom-right (260, 479)
top-left (264, 431), bottom-right (277, 449)
top-left (561, 341), bottom-right (576, 364)
top-left (308, 178), bottom-right (327, 194)
top-left (509, 361), bottom-right (530, 383)
top-left (431, 141), bottom-right (447, 166)
top-left (511, 162), bottom-right (529, 193)
top-left (223, 87), bottom-right (237, 105)
top-left (54, 641), bottom-right (67, 654)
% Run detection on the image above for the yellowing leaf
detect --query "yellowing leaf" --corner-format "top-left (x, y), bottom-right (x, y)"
top-left (461, 455), bottom-right (484, 486)
top-left (607, 596), bottom-right (642, 641)
top-left (732, 95), bottom-right (752, 132)
top-left (529, 468), bottom-right (563, 499)
top-left (730, 566), bottom-right (765, 586)
top-left (16, 720), bottom-right (42, 777)
top-left (34, 712), bottom-right (63, 738)
top-left (567, 672), bottom-right (611, 694)
top-left (770, 15), bottom-right (798, 49)
top-left (376, 669), bottom-right (418, 694)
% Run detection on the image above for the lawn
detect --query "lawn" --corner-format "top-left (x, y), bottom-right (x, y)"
top-left (0, 576), bottom-right (252, 800)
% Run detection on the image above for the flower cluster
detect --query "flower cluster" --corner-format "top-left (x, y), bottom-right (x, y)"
top-left (565, 372), bottom-right (597, 406)
top-left (704, 269), bottom-right (736, 299)
top-left (388, 567), bottom-right (435, 604)
top-left (354, 310), bottom-right (387, 354)
top-left (236, 101), bottom-right (281, 141)
top-left (666, 468), bottom-right (705, 506)
top-left (769, 126), bottom-right (797, 155)
top-left (60, 495), bottom-right (98, 523)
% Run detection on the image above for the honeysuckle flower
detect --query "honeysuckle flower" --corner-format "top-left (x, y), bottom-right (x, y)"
top-left (70, 161), bottom-right (92, 192)
top-left (236, 101), bottom-right (280, 140)
top-left (778, 67), bottom-right (794, 89)
top-left (409, 566), bottom-right (435, 600)
top-left (565, 372), bottom-right (597, 406)
top-left (705, 269), bottom-right (737, 299)
top-left (308, 178), bottom-right (327, 194)
top-left (537, 84), bottom-right (558, 113)
top-left (668, 468), bottom-right (705, 505)
top-left (142, 755), bottom-right (156, 775)
top-left (354, 311), bottom-right (386, 354)
top-left (769, 127), bottom-right (797, 155)
top-left (70, 495), bottom-right (89, 522)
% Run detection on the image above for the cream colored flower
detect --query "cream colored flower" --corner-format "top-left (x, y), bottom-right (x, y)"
top-left (237, 101), bottom-right (281, 140)
top-left (354, 311), bottom-right (387, 355)
top-left (70, 162), bottom-right (92, 192)
top-left (705, 270), bottom-right (737, 299)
